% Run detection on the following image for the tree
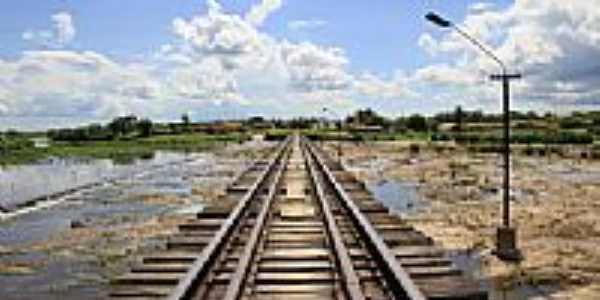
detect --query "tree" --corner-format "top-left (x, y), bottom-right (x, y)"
top-left (347, 109), bottom-right (386, 127)
top-left (181, 113), bottom-right (191, 132)
top-left (138, 119), bottom-right (153, 137)
top-left (6, 129), bottom-right (19, 137)
top-left (393, 117), bottom-right (407, 132)
top-left (406, 114), bottom-right (427, 132)
top-left (108, 115), bottom-right (138, 138)
top-left (526, 110), bottom-right (539, 120)
top-left (248, 116), bottom-right (265, 124)
top-left (455, 105), bottom-right (463, 132)
top-left (108, 119), bottom-right (122, 137)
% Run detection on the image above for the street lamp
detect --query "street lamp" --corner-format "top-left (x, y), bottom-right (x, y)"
top-left (426, 12), bottom-right (522, 261)
top-left (322, 107), bottom-right (343, 164)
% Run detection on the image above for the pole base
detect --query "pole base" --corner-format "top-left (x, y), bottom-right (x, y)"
top-left (493, 227), bottom-right (522, 262)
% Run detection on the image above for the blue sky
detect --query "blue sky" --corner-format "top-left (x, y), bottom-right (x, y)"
top-left (0, 0), bottom-right (598, 130)
top-left (2, 0), bottom-right (511, 72)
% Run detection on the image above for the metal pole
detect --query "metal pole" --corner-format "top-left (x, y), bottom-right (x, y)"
top-left (502, 76), bottom-right (510, 228)
top-left (338, 120), bottom-right (342, 164)
top-left (323, 107), bottom-right (342, 164)
top-left (491, 73), bottom-right (521, 261)
top-left (492, 73), bottom-right (520, 229)
top-left (426, 11), bottom-right (523, 261)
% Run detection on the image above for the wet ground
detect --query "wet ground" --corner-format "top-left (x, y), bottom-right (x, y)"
top-left (338, 141), bottom-right (600, 300)
top-left (0, 141), bottom-right (272, 299)
top-left (345, 156), bottom-right (427, 215)
top-left (3, 140), bottom-right (598, 299)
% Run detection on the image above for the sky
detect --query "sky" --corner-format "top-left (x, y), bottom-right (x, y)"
top-left (1, 0), bottom-right (599, 130)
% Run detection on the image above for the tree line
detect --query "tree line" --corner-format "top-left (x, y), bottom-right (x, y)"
top-left (47, 115), bottom-right (154, 141)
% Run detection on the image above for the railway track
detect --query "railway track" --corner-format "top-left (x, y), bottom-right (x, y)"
top-left (111, 135), bottom-right (487, 300)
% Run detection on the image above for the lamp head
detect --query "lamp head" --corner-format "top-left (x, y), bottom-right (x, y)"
top-left (425, 12), bottom-right (452, 28)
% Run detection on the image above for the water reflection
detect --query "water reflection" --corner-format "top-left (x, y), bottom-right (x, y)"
top-left (368, 180), bottom-right (426, 214)
top-left (0, 150), bottom-right (240, 245)
top-left (0, 152), bottom-right (193, 211)
top-left (344, 156), bottom-right (427, 215)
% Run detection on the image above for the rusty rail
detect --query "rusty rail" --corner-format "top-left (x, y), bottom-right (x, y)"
top-left (221, 141), bottom-right (290, 300)
top-left (303, 140), bottom-right (366, 300)
top-left (167, 137), bottom-right (291, 300)
top-left (305, 138), bottom-right (427, 300)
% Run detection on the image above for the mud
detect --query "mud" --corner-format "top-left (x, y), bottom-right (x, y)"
top-left (338, 141), bottom-right (600, 299)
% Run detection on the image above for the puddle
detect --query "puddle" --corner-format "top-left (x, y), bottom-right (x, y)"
top-left (343, 156), bottom-right (428, 214)
top-left (489, 285), bottom-right (560, 300)
top-left (367, 180), bottom-right (427, 214)
top-left (447, 249), bottom-right (560, 300)
top-left (0, 185), bottom-right (172, 246)
top-left (174, 203), bottom-right (205, 215)
top-left (0, 251), bottom-right (106, 300)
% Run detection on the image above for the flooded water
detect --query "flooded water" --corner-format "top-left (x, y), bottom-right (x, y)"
top-left (0, 148), bottom-right (251, 300)
top-left (368, 180), bottom-right (426, 214)
top-left (0, 151), bottom-right (243, 243)
top-left (0, 152), bottom-right (195, 212)
top-left (344, 156), bottom-right (427, 215)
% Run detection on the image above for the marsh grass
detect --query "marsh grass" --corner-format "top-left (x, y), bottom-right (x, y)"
top-left (0, 133), bottom-right (247, 165)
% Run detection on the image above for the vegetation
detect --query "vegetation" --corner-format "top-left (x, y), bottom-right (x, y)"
top-left (0, 136), bottom-right (40, 165)
top-left (1, 114), bottom-right (248, 166)
top-left (433, 131), bottom-right (594, 144)
top-left (3, 108), bottom-right (600, 165)
top-left (1, 134), bottom-right (247, 165)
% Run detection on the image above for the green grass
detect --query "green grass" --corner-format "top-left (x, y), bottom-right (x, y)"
top-left (260, 128), bottom-right (433, 142)
top-left (363, 132), bottom-right (431, 141)
top-left (0, 133), bottom-right (247, 166)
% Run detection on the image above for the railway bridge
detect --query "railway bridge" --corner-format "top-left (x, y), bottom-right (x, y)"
top-left (111, 135), bottom-right (487, 300)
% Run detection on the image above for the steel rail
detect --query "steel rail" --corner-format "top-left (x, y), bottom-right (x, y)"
top-left (302, 139), bottom-right (366, 300)
top-left (222, 140), bottom-right (290, 300)
top-left (305, 140), bottom-right (427, 300)
top-left (167, 137), bottom-right (291, 300)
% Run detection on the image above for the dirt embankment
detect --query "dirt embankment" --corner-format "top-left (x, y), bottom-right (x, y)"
top-left (339, 141), bottom-right (600, 299)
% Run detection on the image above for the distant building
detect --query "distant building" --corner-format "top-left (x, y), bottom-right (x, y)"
top-left (437, 121), bottom-right (550, 132)
top-left (189, 122), bottom-right (245, 134)
top-left (348, 125), bottom-right (384, 133)
top-left (252, 134), bottom-right (265, 142)
top-left (30, 137), bottom-right (50, 148)
top-left (313, 119), bottom-right (337, 130)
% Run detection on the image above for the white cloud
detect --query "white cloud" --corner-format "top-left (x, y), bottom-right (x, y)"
top-left (412, 64), bottom-right (481, 87)
top-left (245, 0), bottom-right (283, 26)
top-left (417, 33), bottom-right (438, 57)
top-left (0, 50), bottom-right (172, 119)
top-left (5, 3), bottom-right (422, 124)
top-left (7, 0), bottom-right (600, 128)
top-left (165, 1), bottom-right (403, 111)
top-left (52, 12), bottom-right (76, 45)
top-left (469, 2), bottom-right (495, 14)
top-left (280, 41), bottom-right (352, 92)
top-left (171, 2), bottom-right (275, 70)
top-left (354, 72), bottom-right (416, 100)
top-left (288, 19), bottom-right (327, 31)
top-left (417, 0), bottom-right (600, 108)
top-left (22, 11), bottom-right (76, 48)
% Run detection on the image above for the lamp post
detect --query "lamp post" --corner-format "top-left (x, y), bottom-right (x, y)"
top-left (426, 12), bottom-right (522, 261)
top-left (322, 107), bottom-right (343, 164)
